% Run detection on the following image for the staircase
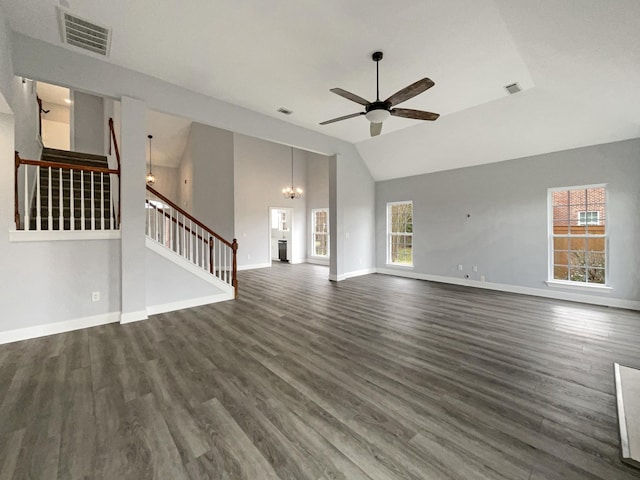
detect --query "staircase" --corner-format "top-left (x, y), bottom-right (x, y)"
top-left (28, 147), bottom-right (116, 231)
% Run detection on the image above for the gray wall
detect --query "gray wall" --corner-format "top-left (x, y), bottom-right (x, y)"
top-left (149, 165), bottom-right (179, 202)
top-left (73, 90), bottom-right (104, 155)
top-left (305, 151), bottom-right (330, 264)
top-left (234, 133), bottom-right (308, 268)
top-left (190, 123), bottom-right (235, 240)
top-left (375, 138), bottom-right (640, 304)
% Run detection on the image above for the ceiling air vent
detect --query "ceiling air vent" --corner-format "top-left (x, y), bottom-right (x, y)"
top-left (504, 82), bottom-right (522, 95)
top-left (58, 8), bottom-right (111, 56)
top-left (277, 107), bottom-right (293, 115)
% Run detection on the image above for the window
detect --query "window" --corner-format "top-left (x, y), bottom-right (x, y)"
top-left (271, 209), bottom-right (289, 231)
top-left (577, 211), bottom-right (599, 226)
top-left (311, 209), bottom-right (329, 257)
top-left (549, 185), bottom-right (606, 285)
top-left (387, 201), bottom-right (413, 266)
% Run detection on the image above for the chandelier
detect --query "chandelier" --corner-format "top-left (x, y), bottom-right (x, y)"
top-left (146, 134), bottom-right (156, 186)
top-left (282, 147), bottom-right (303, 199)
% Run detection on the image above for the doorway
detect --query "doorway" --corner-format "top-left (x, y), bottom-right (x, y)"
top-left (269, 207), bottom-right (293, 263)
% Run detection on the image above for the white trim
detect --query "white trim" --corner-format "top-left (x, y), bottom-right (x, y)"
top-left (311, 208), bottom-right (329, 258)
top-left (375, 268), bottom-right (640, 311)
top-left (0, 312), bottom-right (120, 345)
top-left (386, 200), bottom-right (413, 267)
top-left (545, 280), bottom-right (612, 292)
top-left (329, 267), bottom-right (376, 282)
top-left (147, 292), bottom-right (234, 316)
top-left (238, 262), bottom-right (271, 271)
top-left (614, 363), bottom-right (632, 463)
top-left (10, 229), bottom-right (121, 242)
top-left (120, 310), bottom-right (148, 324)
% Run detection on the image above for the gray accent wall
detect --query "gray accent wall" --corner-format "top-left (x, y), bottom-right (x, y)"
top-left (305, 151), bottom-right (330, 265)
top-left (375, 138), bottom-right (640, 304)
top-left (73, 90), bottom-right (105, 155)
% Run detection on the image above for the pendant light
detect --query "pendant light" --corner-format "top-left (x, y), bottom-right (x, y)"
top-left (282, 147), bottom-right (303, 199)
top-left (146, 134), bottom-right (156, 186)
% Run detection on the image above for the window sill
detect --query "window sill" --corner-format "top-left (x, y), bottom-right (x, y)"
top-left (385, 263), bottom-right (414, 269)
top-left (9, 230), bottom-right (121, 242)
top-left (545, 280), bottom-right (612, 293)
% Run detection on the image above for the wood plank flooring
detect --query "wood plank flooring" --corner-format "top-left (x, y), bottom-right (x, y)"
top-left (1, 262), bottom-right (640, 479)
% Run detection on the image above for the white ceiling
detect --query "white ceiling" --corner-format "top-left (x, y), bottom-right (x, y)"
top-left (3, 0), bottom-right (640, 180)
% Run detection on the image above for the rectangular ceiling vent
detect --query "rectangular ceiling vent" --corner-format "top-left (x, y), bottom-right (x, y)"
top-left (504, 82), bottom-right (522, 95)
top-left (277, 107), bottom-right (293, 115)
top-left (58, 8), bottom-right (112, 56)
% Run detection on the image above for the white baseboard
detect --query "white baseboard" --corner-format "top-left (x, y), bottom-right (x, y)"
top-left (147, 292), bottom-right (234, 316)
top-left (0, 312), bottom-right (120, 345)
top-left (375, 268), bottom-right (640, 311)
top-left (329, 267), bottom-right (376, 282)
top-left (238, 262), bottom-right (271, 271)
top-left (120, 310), bottom-right (148, 324)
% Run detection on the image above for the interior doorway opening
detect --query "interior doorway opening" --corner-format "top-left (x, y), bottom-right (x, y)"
top-left (269, 207), bottom-right (293, 263)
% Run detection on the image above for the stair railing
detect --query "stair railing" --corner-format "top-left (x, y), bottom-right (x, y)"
top-left (108, 118), bottom-right (121, 225)
top-left (146, 186), bottom-right (238, 298)
top-left (14, 152), bottom-right (120, 231)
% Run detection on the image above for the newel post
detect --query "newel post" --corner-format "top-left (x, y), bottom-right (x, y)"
top-left (14, 152), bottom-right (21, 229)
top-left (232, 238), bottom-right (238, 299)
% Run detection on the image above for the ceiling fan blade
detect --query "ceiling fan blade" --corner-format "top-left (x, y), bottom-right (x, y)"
top-left (384, 78), bottom-right (435, 107)
top-left (391, 108), bottom-right (440, 121)
top-left (330, 88), bottom-right (371, 106)
top-left (370, 122), bottom-right (383, 137)
top-left (319, 112), bottom-right (364, 125)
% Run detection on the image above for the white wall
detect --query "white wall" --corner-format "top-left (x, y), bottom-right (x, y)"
top-left (375, 138), bottom-right (640, 308)
top-left (234, 133), bottom-right (307, 268)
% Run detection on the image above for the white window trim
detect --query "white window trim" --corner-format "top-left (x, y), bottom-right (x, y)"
top-left (311, 208), bottom-right (329, 258)
top-left (386, 200), bottom-right (413, 268)
top-left (547, 184), bottom-right (609, 287)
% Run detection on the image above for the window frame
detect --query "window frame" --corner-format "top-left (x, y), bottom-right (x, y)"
top-left (577, 211), bottom-right (599, 226)
top-left (386, 200), bottom-right (413, 267)
top-left (311, 208), bottom-right (329, 258)
top-left (547, 184), bottom-right (609, 288)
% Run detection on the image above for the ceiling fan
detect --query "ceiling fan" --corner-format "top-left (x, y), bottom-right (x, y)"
top-left (320, 51), bottom-right (439, 137)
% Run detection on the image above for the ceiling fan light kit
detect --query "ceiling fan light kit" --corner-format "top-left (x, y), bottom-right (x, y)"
top-left (320, 51), bottom-right (439, 137)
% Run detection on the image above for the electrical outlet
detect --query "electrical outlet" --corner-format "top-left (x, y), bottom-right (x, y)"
top-left (91, 291), bottom-right (100, 302)
top-left (472, 266), bottom-right (478, 272)
top-left (457, 264), bottom-right (463, 271)
top-left (480, 275), bottom-right (486, 282)
top-left (247, 254), bottom-right (251, 260)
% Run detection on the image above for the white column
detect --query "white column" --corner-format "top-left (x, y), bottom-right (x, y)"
top-left (120, 97), bottom-right (148, 324)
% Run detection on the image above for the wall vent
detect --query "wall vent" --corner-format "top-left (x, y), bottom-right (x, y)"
top-left (58, 8), bottom-right (112, 56)
top-left (277, 107), bottom-right (293, 115)
top-left (504, 82), bottom-right (522, 95)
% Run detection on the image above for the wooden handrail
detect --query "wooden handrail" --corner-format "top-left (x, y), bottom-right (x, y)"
top-left (146, 185), bottom-right (233, 248)
top-left (108, 118), bottom-right (121, 225)
top-left (14, 152), bottom-right (20, 229)
top-left (146, 200), bottom-right (208, 243)
top-left (16, 157), bottom-right (119, 175)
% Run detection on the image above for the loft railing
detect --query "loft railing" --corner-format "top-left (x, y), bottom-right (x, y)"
top-left (14, 152), bottom-right (120, 231)
top-left (146, 186), bottom-right (238, 298)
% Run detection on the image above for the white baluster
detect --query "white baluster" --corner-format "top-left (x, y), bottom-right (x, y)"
top-left (110, 174), bottom-right (115, 230)
top-left (47, 167), bottom-right (53, 230)
top-left (224, 243), bottom-right (228, 283)
top-left (190, 220), bottom-right (194, 262)
top-left (155, 202), bottom-right (159, 242)
top-left (23, 166), bottom-right (29, 230)
top-left (182, 214), bottom-right (186, 258)
top-left (100, 172), bottom-right (104, 230)
top-left (195, 226), bottom-right (199, 267)
top-left (80, 171), bottom-right (85, 230)
top-left (70, 169), bottom-right (75, 231)
top-left (58, 168), bottom-right (63, 230)
top-left (90, 171), bottom-right (95, 230)
top-left (169, 207), bottom-right (174, 251)
top-left (36, 166), bottom-right (41, 231)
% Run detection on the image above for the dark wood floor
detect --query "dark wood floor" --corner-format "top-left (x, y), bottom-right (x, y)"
top-left (1, 263), bottom-right (640, 479)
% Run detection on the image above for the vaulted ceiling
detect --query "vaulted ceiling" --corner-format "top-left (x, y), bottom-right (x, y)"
top-left (3, 0), bottom-right (639, 180)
